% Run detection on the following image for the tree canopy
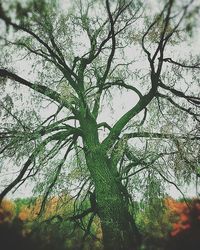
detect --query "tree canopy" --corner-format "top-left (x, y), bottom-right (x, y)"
top-left (0, 0), bottom-right (200, 249)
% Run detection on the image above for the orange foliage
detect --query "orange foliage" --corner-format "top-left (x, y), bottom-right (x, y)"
top-left (18, 196), bottom-right (72, 222)
top-left (18, 207), bottom-right (32, 221)
top-left (165, 197), bottom-right (188, 215)
top-left (0, 199), bottom-right (15, 223)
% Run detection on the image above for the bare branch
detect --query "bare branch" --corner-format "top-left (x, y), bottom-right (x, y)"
top-left (159, 80), bottom-right (200, 104)
top-left (102, 79), bottom-right (143, 99)
top-left (160, 57), bottom-right (200, 69)
top-left (124, 131), bottom-right (200, 140)
top-left (157, 92), bottom-right (200, 122)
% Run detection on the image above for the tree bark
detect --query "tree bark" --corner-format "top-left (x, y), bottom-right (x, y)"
top-left (80, 114), bottom-right (140, 249)
top-left (85, 149), bottom-right (140, 250)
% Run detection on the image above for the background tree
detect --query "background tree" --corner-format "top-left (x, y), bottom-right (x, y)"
top-left (0, 0), bottom-right (199, 249)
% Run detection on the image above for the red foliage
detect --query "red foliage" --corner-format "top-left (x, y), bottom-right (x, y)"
top-left (165, 197), bottom-right (200, 237)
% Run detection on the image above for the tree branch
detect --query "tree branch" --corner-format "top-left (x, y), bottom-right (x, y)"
top-left (39, 138), bottom-right (76, 216)
top-left (160, 57), bottom-right (200, 69)
top-left (157, 92), bottom-right (200, 122)
top-left (101, 87), bottom-right (158, 150)
top-left (124, 131), bottom-right (200, 140)
top-left (0, 69), bottom-right (76, 112)
top-left (0, 135), bottom-right (52, 203)
top-left (158, 81), bottom-right (200, 105)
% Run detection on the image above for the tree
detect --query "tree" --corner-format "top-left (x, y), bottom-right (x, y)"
top-left (0, 0), bottom-right (199, 249)
top-left (166, 198), bottom-right (200, 250)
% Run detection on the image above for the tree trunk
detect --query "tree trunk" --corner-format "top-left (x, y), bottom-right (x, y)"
top-left (85, 150), bottom-right (140, 250)
top-left (81, 115), bottom-right (140, 249)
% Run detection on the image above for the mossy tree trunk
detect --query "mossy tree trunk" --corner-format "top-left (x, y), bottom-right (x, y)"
top-left (87, 153), bottom-right (140, 250)
top-left (81, 115), bottom-right (140, 250)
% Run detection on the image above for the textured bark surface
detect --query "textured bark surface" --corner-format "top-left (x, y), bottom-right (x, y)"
top-left (86, 151), bottom-right (140, 250)
top-left (81, 116), bottom-right (140, 250)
